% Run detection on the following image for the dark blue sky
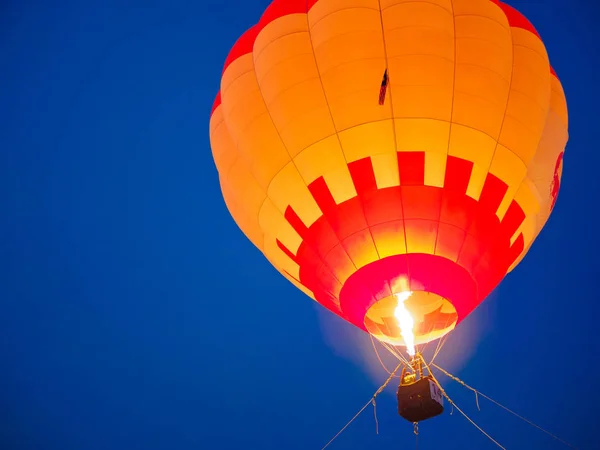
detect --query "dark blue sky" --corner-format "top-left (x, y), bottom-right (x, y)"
top-left (2, 1), bottom-right (599, 449)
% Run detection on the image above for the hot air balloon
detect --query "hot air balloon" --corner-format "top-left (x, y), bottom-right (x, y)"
top-left (209, 0), bottom-right (568, 422)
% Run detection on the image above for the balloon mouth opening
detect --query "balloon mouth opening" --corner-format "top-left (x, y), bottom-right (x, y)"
top-left (364, 291), bottom-right (458, 347)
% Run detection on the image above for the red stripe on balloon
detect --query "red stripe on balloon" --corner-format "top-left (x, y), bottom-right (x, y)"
top-left (398, 152), bottom-right (425, 186)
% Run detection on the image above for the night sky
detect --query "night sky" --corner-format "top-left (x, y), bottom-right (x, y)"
top-left (2, 1), bottom-right (599, 449)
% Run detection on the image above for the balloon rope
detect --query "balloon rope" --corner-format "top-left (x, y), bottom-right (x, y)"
top-left (431, 363), bottom-right (578, 449)
top-left (369, 334), bottom-right (408, 376)
top-left (430, 332), bottom-right (450, 365)
top-left (420, 358), bottom-right (506, 450)
top-left (319, 363), bottom-right (404, 450)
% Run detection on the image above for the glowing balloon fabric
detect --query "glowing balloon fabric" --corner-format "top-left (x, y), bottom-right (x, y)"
top-left (209, 0), bottom-right (568, 346)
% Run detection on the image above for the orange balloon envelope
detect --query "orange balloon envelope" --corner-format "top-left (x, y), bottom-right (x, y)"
top-left (209, 0), bottom-right (568, 347)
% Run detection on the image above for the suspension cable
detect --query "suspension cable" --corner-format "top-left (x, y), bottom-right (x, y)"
top-left (369, 334), bottom-right (401, 377)
top-left (382, 340), bottom-right (412, 367)
top-left (420, 357), bottom-right (507, 449)
top-left (432, 363), bottom-right (578, 449)
top-left (320, 363), bottom-right (404, 450)
top-left (430, 332), bottom-right (450, 365)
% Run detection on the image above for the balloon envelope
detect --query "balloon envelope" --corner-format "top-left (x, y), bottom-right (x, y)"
top-left (209, 0), bottom-right (568, 347)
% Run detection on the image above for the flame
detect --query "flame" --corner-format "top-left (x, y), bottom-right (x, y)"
top-left (394, 291), bottom-right (415, 357)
